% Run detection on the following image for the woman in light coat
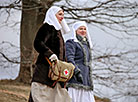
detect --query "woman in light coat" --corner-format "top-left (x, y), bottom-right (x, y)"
top-left (65, 21), bottom-right (95, 102)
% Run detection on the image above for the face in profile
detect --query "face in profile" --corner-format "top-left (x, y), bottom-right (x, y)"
top-left (76, 26), bottom-right (87, 37)
top-left (56, 10), bottom-right (64, 23)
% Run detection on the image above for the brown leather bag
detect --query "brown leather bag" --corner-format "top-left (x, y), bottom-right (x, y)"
top-left (46, 58), bottom-right (75, 82)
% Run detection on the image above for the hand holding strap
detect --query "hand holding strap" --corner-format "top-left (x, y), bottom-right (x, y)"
top-left (49, 54), bottom-right (58, 62)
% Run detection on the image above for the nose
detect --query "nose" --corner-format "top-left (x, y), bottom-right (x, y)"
top-left (61, 14), bottom-right (64, 18)
top-left (82, 29), bottom-right (85, 32)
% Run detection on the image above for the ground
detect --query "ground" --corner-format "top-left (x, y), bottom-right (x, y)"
top-left (0, 80), bottom-right (110, 102)
top-left (0, 80), bottom-right (30, 102)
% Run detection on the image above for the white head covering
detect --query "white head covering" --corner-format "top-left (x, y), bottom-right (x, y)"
top-left (71, 21), bottom-right (93, 49)
top-left (44, 6), bottom-right (70, 34)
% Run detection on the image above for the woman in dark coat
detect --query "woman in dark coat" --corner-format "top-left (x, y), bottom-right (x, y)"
top-left (28, 6), bottom-right (70, 102)
top-left (65, 21), bottom-right (95, 102)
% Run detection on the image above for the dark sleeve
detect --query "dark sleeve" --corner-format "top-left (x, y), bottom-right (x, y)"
top-left (34, 23), bottom-right (53, 58)
top-left (65, 39), bottom-right (79, 71)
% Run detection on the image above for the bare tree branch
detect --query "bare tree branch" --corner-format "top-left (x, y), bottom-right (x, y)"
top-left (0, 52), bottom-right (20, 64)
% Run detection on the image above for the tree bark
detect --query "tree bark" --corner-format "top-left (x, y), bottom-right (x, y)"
top-left (16, 0), bottom-right (46, 84)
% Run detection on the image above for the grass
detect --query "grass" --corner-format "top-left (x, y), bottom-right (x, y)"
top-left (0, 80), bottom-right (110, 102)
top-left (0, 80), bottom-right (30, 102)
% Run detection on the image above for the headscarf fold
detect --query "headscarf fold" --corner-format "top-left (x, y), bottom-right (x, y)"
top-left (44, 6), bottom-right (70, 34)
top-left (71, 21), bottom-right (93, 49)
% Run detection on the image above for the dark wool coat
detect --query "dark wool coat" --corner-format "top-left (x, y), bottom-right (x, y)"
top-left (65, 38), bottom-right (93, 91)
top-left (28, 23), bottom-right (65, 102)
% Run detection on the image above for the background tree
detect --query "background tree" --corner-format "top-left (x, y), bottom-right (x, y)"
top-left (0, 0), bottom-right (138, 101)
top-left (59, 1), bottom-right (138, 101)
top-left (17, 0), bottom-right (47, 83)
top-left (0, 0), bottom-right (61, 83)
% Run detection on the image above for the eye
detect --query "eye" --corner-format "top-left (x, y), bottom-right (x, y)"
top-left (58, 10), bottom-right (64, 16)
top-left (58, 13), bottom-right (61, 15)
top-left (79, 27), bottom-right (84, 30)
top-left (59, 12), bottom-right (64, 16)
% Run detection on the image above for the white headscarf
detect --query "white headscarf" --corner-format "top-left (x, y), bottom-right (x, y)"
top-left (72, 21), bottom-right (93, 49)
top-left (44, 6), bottom-right (70, 34)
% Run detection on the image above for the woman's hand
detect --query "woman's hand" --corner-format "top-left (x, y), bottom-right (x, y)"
top-left (49, 54), bottom-right (58, 62)
top-left (74, 68), bottom-right (83, 84)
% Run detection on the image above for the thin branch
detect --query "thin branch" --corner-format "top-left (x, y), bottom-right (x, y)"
top-left (0, 52), bottom-right (20, 64)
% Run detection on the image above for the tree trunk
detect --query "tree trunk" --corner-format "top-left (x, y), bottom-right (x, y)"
top-left (16, 0), bottom-right (46, 84)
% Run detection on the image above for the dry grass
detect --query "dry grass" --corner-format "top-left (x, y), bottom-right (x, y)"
top-left (0, 80), bottom-right (110, 102)
top-left (0, 80), bottom-right (30, 102)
